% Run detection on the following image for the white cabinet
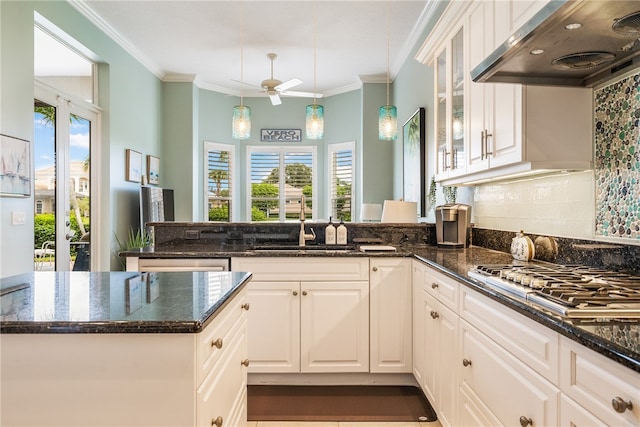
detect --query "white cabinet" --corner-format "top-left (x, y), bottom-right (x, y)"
top-left (559, 336), bottom-right (640, 426)
top-left (1, 287), bottom-right (249, 427)
top-left (232, 257), bottom-right (370, 374)
top-left (126, 257), bottom-right (229, 272)
top-left (413, 260), bottom-right (459, 427)
top-left (370, 258), bottom-right (412, 373)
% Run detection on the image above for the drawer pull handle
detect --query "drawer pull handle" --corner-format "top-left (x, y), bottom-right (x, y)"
top-left (430, 310), bottom-right (439, 319)
top-left (372, 266), bottom-right (378, 271)
top-left (431, 282), bottom-right (438, 289)
top-left (241, 359), bottom-right (250, 367)
top-left (519, 416), bottom-right (532, 427)
top-left (611, 396), bottom-right (633, 413)
top-left (462, 358), bottom-right (472, 367)
top-left (241, 302), bottom-right (250, 311)
top-left (211, 338), bottom-right (223, 349)
top-left (211, 416), bottom-right (223, 427)
top-left (293, 291), bottom-right (298, 296)
top-left (302, 291), bottom-right (308, 296)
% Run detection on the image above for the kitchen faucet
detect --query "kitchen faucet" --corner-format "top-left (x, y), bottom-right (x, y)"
top-left (298, 195), bottom-right (316, 246)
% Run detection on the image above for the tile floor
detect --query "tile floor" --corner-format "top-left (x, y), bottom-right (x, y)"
top-left (247, 421), bottom-right (442, 427)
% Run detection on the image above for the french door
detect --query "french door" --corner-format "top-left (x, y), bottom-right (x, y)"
top-left (34, 84), bottom-right (97, 271)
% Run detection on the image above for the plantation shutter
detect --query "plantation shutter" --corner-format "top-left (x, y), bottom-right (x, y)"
top-left (329, 142), bottom-right (354, 222)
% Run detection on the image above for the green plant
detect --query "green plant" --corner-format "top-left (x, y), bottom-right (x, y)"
top-left (115, 227), bottom-right (152, 269)
top-left (443, 185), bottom-right (457, 204)
top-left (428, 176), bottom-right (437, 210)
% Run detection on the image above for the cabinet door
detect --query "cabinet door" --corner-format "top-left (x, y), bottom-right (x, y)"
top-left (412, 262), bottom-right (426, 386)
top-left (560, 394), bottom-right (606, 427)
top-left (300, 281), bottom-right (369, 373)
top-left (435, 46), bottom-right (449, 178)
top-left (245, 281), bottom-right (300, 373)
top-left (460, 320), bottom-right (559, 427)
top-left (370, 258), bottom-right (412, 373)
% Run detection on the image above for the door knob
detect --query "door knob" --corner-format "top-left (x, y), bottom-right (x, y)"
top-left (241, 359), bottom-right (250, 367)
top-left (211, 416), bottom-right (223, 427)
top-left (462, 358), bottom-right (472, 367)
top-left (302, 291), bottom-right (308, 296)
top-left (241, 303), bottom-right (250, 311)
top-left (519, 416), bottom-right (532, 427)
top-left (372, 266), bottom-right (378, 271)
top-left (611, 396), bottom-right (633, 413)
top-left (211, 338), bottom-right (223, 349)
top-left (293, 291), bottom-right (298, 296)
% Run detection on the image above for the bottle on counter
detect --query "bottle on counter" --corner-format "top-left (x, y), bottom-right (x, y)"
top-left (325, 217), bottom-right (336, 245)
top-left (336, 218), bottom-right (348, 245)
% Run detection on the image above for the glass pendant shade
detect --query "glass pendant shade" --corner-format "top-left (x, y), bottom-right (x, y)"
top-left (232, 105), bottom-right (251, 140)
top-left (378, 105), bottom-right (397, 141)
top-left (305, 104), bottom-right (324, 140)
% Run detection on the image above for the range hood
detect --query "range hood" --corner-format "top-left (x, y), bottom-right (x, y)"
top-left (471, 0), bottom-right (640, 87)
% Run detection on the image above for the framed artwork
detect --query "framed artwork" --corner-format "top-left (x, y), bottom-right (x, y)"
top-left (0, 134), bottom-right (31, 197)
top-left (403, 107), bottom-right (426, 217)
top-left (147, 155), bottom-right (160, 185)
top-left (126, 149), bottom-right (142, 183)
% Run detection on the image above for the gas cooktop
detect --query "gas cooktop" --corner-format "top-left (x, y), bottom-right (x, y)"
top-left (468, 264), bottom-right (640, 319)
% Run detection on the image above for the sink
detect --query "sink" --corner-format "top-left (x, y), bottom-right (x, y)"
top-left (251, 244), bottom-right (356, 253)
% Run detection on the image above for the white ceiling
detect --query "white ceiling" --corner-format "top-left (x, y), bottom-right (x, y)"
top-left (38, 1), bottom-right (440, 98)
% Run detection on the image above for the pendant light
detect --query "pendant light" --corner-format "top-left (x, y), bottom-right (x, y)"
top-left (232, 2), bottom-right (251, 140)
top-left (305, 0), bottom-right (324, 140)
top-left (379, 1), bottom-right (397, 141)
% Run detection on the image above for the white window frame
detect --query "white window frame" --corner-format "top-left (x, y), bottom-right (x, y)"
top-left (246, 145), bottom-right (318, 222)
top-left (204, 141), bottom-right (237, 221)
top-left (327, 141), bottom-right (355, 222)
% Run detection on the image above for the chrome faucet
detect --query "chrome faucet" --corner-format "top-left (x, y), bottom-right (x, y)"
top-left (298, 195), bottom-right (316, 246)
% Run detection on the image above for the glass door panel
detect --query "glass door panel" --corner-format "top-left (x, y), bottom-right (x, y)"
top-left (451, 28), bottom-right (465, 172)
top-left (436, 49), bottom-right (448, 175)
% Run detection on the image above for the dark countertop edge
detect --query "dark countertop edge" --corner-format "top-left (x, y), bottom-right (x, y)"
top-left (0, 273), bottom-right (253, 335)
top-left (414, 255), bottom-right (640, 374)
top-left (119, 248), bottom-right (416, 258)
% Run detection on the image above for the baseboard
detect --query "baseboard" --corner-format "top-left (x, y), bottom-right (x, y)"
top-left (248, 372), bottom-right (419, 386)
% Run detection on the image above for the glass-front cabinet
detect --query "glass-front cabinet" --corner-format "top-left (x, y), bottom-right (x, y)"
top-left (434, 26), bottom-right (465, 181)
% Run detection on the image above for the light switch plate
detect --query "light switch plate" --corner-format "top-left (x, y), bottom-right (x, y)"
top-left (11, 211), bottom-right (26, 225)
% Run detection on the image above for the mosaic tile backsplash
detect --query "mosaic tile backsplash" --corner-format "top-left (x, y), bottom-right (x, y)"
top-left (594, 71), bottom-right (640, 240)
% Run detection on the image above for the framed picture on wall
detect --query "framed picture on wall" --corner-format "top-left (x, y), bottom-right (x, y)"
top-left (0, 134), bottom-right (31, 197)
top-left (147, 155), bottom-right (160, 185)
top-left (403, 107), bottom-right (426, 217)
top-left (126, 149), bottom-right (142, 183)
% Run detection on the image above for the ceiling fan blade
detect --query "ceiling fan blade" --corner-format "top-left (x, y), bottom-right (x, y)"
top-left (230, 78), bottom-right (262, 89)
top-left (281, 90), bottom-right (324, 99)
top-left (275, 78), bottom-right (302, 92)
top-left (269, 93), bottom-right (282, 106)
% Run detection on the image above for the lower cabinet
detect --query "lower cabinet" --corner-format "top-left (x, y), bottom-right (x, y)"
top-left (232, 257), bottom-right (370, 373)
top-left (459, 319), bottom-right (559, 427)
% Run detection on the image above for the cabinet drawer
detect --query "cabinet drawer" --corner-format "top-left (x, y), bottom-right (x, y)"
top-left (460, 286), bottom-right (558, 383)
top-left (422, 265), bottom-right (459, 310)
top-left (559, 336), bottom-right (640, 426)
top-left (197, 318), bottom-right (247, 427)
top-left (460, 320), bottom-right (559, 427)
top-left (196, 289), bottom-right (247, 385)
top-left (232, 257), bottom-right (369, 281)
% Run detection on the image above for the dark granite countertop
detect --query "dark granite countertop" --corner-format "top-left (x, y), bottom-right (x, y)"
top-left (0, 271), bottom-right (252, 334)
top-left (406, 245), bottom-right (640, 374)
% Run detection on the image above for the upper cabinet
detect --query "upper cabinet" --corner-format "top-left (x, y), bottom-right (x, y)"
top-left (417, 0), bottom-right (593, 186)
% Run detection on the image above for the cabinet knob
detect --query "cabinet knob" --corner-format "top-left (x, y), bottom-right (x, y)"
top-left (293, 291), bottom-right (298, 296)
top-left (611, 396), bottom-right (633, 413)
top-left (302, 291), bottom-right (308, 296)
top-left (372, 266), bottom-right (378, 271)
top-left (241, 359), bottom-right (250, 367)
top-left (431, 282), bottom-right (439, 289)
top-left (241, 302), bottom-right (250, 311)
top-left (430, 310), bottom-right (439, 319)
top-left (519, 416), bottom-right (532, 427)
top-left (211, 416), bottom-right (223, 427)
top-left (211, 338), bottom-right (223, 349)
top-left (462, 358), bottom-right (472, 367)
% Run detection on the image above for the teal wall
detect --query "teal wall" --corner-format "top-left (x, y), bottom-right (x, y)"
top-left (0, 0), bottom-right (443, 275)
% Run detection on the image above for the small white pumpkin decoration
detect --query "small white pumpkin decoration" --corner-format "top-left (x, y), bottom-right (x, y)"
top-left (511, 230), bottom-right (535, 261)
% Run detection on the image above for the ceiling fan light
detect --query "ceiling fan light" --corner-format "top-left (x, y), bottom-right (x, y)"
top-left (232, 105), bottom-right (251, 140)
top-left (305, 104), bottom-right (324, 140)
top-left (378, 105), bottom-right (397, 141)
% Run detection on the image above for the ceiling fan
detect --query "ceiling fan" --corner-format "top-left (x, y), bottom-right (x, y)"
top-left (236, 53), bottom-right (323, 106)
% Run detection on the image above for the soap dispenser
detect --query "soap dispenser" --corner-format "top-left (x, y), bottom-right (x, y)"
top-left (325, 217), bottom-right (336, 245)
top-left (336, 218), bottom-right (348, 245)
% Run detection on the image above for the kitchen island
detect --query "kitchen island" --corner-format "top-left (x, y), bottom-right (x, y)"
top-left (0, 271), bottom-right (252, 427)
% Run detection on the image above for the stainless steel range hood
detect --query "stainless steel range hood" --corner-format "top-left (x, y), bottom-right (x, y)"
top-left (471, 0), bottom-right (640, 87)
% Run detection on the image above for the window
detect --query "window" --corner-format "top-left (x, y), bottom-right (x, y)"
top-left (248, 146), bottom-right (317, 222)
top-left (328, 141), bottom-right (355, 222)
top-left (36, 200), bottom-right (43, 214)
top-left (204, 142), bottom-right (235, 221)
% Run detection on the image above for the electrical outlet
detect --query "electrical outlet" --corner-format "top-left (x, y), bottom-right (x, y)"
top-left (11, 211), bottom-right (26, 225)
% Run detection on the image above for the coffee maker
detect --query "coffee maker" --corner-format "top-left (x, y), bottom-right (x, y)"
top-left (435, 204), bottom-right (471, 248)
